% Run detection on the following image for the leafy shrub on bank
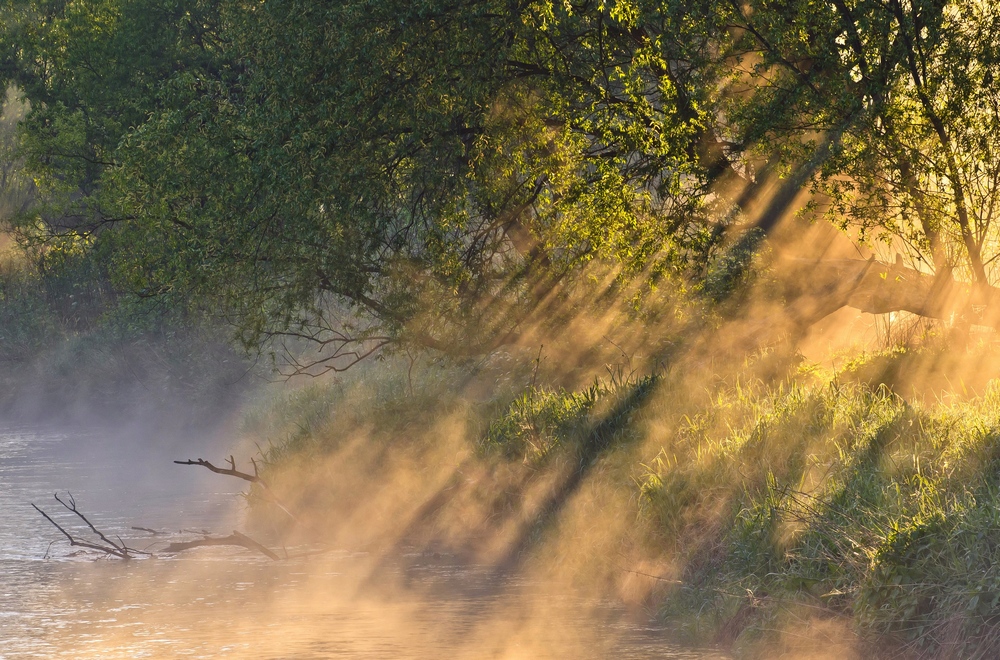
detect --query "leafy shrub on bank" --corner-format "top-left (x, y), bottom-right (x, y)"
top-left (481, 384), bottom-right (600, 462)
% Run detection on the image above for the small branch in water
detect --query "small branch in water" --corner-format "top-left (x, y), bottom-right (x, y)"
top-left (53, 492), bottom-right (146, 557)
top-left (131, 526), bottom-right (166, 536)
top-left (32, 493), bottom-right (149, 560)
top-left (174, 456), bottom-right (299, 522)
top-left (161, 531), bottom-right (280, 560)
top-left (174, 456), bottom-right (262, 484)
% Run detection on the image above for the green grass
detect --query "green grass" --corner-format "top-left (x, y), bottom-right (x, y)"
top-left (637, 375), bottom-right (1000, 657)
top-left (478, 364), bottom-right (660, 467)
top-left (247, 344), bottom-right (1000, 658)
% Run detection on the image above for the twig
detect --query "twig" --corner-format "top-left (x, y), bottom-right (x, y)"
top-left (131, 526), bottom-right (166, 536)
top-left (530, 344), bottom-right (544, 391)
top-left (603, 335), bottom-right (635, 378)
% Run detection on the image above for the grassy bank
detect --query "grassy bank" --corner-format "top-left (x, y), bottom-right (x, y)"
top-left (240, 342), bottom-right (1000, 659)
top-left (639, 368), bottom-right (1000, 657)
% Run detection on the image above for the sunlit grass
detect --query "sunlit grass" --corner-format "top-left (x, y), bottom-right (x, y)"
top-left (249, 342), bottom-right (1000, 657)
top-left (638, 373), bottom-right (1000, 656)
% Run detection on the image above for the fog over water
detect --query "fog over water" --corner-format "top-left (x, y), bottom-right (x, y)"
top-left (0, 426), bottom-right (726, 659)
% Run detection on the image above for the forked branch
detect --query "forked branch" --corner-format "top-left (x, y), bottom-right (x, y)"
top-left (173, 455), bottom-right (263, 484)
top-left (34, 494), bottom-right (279, 561)
top-left (32, 492), bottom-right (150, 560)
top-left (174, 455), bottom-right (298, 521)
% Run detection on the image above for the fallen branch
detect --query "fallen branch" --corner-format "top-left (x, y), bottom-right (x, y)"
top-left (161, 530), bottom-right (280, 560)
top-left (131, 526), bottom-right (166, 536)
top-left (33, 493), bottom-right (149, 560)
top-left (55, 492), bottom-right (129, 553)
top-left (35, 458), bottom-right (294, 562)
top-left (174, 455), bottom-right (298, 521)
top-left (180, 528), bottom-right (211, 535)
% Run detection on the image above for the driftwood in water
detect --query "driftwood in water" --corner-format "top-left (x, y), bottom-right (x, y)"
top-left (161, 530), bottom-right (280, 560)
top-left (131, 526), bottom-right (166, 536)
top-left (32, 492), bottom-right (150, 560)
top-left (34, 455), bottom-right (285, 561)
top-left (174, 455), bottom-right (298, 521)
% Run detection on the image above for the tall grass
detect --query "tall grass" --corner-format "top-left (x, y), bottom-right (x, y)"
top-left (638, 375), bottom-right (1000, 657)
top-left (248, 342), bottom-right (1000, 657)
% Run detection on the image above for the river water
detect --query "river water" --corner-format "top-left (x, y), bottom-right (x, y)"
top-left (0, 427), bottom-right (726, 659)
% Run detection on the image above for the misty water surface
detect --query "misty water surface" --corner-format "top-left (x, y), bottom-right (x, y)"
top-left (0, 428), bottom-right (726, 658)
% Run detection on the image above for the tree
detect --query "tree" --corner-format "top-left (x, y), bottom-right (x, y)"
top-left (821, 1), bottom-right (1000, 296)
top-left (3, 0), bottom-right (999, 372)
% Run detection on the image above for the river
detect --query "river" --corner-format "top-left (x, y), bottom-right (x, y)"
top-left (0, 426), bottom-right (726, 659)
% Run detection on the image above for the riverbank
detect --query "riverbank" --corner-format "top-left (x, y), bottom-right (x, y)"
top-left (242, 341), bottom-right (1000, 659)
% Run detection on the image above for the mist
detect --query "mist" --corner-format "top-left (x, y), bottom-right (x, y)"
top-left (8, 213), bottom-right (1000, 659)
top-left (6, 0), bottom-right (1000, 657)
top-left (8, 212), bottom-right (1000, 659)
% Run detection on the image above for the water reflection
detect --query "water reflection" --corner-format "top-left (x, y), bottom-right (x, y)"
top-left (0, 429), bottom-right (724, 659)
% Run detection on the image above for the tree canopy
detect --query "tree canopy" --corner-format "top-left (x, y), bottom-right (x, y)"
top-left (2, 0), bottom-right (999, 370)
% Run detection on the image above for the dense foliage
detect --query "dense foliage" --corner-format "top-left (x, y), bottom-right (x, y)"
top-left (2, 0), bottom-right (1000, 368)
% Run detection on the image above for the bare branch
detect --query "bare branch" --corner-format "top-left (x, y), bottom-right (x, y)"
top-left (160, 531), bottom-right (279, 560)
top-left (33, 501), bottom-right (131, 559)
top-left (173, 457), bottom-right (263, 485)
top-left (131, 526), bottom-right (166, 536)
top-left (53, 492), bottom-right (134, 557)
top-left (174, 457), bottom-right (298, 521)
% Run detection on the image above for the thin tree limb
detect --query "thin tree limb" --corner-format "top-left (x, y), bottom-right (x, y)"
top-left (174, 456), bottom-right (262, 484)
top-left (53, 492), bottom-right (133, 556)
top-left (174, 456), bottom-right (299, 521)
